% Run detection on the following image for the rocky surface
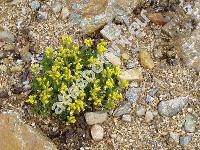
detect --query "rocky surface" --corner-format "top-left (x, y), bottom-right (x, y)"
top-left (85, 111), bottom-right (108, 125)
top-left (91, 124), bottom-right (104, 141)
top-left (0, 0), bottom-right (200, 149)
top-left (0, 111), bottom-right (57, 150)
top-left (158, 97), bottom-right (189, 117)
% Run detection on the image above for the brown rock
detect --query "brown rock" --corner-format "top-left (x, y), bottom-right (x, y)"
top-left (0, 111), bottom-right (57, 150)
top-left (139, 49), bottom-right (154, 69)
top-left (82, 0), bottom-right (108, 18)
top-left (148, 13), bottom-right (168, 26)
top-left (91, 124), bottom-right (104, 141)
top-left (119, 68), bottom-right (143, 81)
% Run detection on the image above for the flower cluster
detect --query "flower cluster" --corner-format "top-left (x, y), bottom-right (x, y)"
top-left (27, 37), bottom-right (128, 123)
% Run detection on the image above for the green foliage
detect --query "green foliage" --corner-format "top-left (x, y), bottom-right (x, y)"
top-left (27, 36), bottom-right (128, 123)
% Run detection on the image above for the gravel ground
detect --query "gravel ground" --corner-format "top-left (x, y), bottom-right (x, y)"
top-left (0, 0), bottom-right (199, 150)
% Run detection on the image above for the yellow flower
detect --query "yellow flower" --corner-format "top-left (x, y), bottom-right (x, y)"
top-left (61, 36), bottom-right (72, 45)
top-left (26, 95), bottom-right (37, 104)
top-left (45, 48), bottom-right (54, 57)
top-left (60, 83), bottom-right (68, 92)
top-left (75, 62), bottom-right (82, 70)
top-left (121, 80), bottom-right (129, 88)
top-left (30, 63), bottom-right (41, 74)
top-left (97, 44), bottom-right (106, 54)
top-left (67, 115), bottom-right (76, 124)
top-left (114, 66), bottom-right (121, 76)
top-left (106, 79), bottom-right (114, 88)
top-left (84, 38), bottom-right (92, 47)
top-left (88, 56), bottom-right (97, 64)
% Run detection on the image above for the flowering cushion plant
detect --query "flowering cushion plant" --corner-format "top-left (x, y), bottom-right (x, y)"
top-left (27, 36), bottom-right (128, 123)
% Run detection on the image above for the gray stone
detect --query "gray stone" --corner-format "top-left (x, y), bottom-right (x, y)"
top-left (113, 101), bottom-right (132, 117)
top-left (37, 11), bottom-right (48, 20)
top-left (0, 111), bottom-right (57, 150)
top-left (29, 1), bottom-right (41, 10)
top-left (184, 114), bottom-right (197, 133)
top-left (52, 2), bottom-right (63, 13)
top-left (122, 114), bottom-right (132, 122)
top-left (100, 23), bottom-right (121, 41)
top-left (179, 135), bottom-right (192, 146)
top-left (91, 124), bottom-right (104, 141)
top-left (158, 97), bottom-right (189, 117)
top-left (125, 87), bottom-right (140, 103)
top-left (0, 30), bottom-right (15, 43)
top-left (61, 7), bottom-right (70, 19)
top-left (136, 106), bottom-right (146, 116)
top-left (169, 132), bottom-right (179, 143)
top-left (85, 111), bottom-right (107, 125)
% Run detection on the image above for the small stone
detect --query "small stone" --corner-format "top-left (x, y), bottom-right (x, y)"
top-left (85, 111), bottom-right (108, 125)
top-left (136, 106), bottom-right (146, 116)
top-left (169, 132), bottom-right (179, 143)
top-left (125, 87), bottom-right (140, 103)
top-left (158, 96), bottom-right (189, 117)
top-left (139, 49), bottom-right (154, 69)
top-left (0, 90), bottom-right (9, 98)
top-left (61, 7), bottom-right (70, 19)
top-left (184, 114), bottom-right (197, 133)
top-left (148, 13), bottom-right (168, 26)
top-left (104, 52), bottom-right (121, 66)
top-left (0, 30), bottom-right (15, 43)
top-left (10, 66), bottom-right (23, 73)
top-left (29, 1), bottom-right (41, 10)
top-left (91, 124), bottom-right (104, 141)
top-left (122, 53), bottom-right (129, 60)
top-left (122, 114), bottom-right (132, 122)
top-left (145, 110), bottom-right (154, 123)
top-left (3, 43), bottom-right (15, 51)
top-left (37, 11), bottom-right (48, 20)
top-left (179, 135), bottom-right (192, 146)
top-left (119, 68), bottom-right (143, 81)
top-left (52, 2), bottom-right (62, 13)
top-left (113, 101), bottom-right (132, 117)
top-left (100, 23), bottom-right (121, 41)
top-left (145, 95), bottom-right (154, 104)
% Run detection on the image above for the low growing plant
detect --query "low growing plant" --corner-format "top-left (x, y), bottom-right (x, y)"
top-left (27, 36), bottom-right (128, 123)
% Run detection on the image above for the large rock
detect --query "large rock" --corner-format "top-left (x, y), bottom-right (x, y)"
top-left (67, 0), bottom-right (140, 33)
top-left (180, 1), bottom-right (200, 71)
top-left (113, 101), bottom-right (132, 117)
top-left (91, 124), bottom-right (104, 141)
top-left (85, 111), bottom-right (108, 125)
top-left (0, 111), bottom-right (57, 150)
top-left (158, 97), bottom-right (189, 117)
top-left (119, 68), bottom-right (143, 81)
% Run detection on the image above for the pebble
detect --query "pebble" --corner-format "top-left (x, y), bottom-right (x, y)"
top-left (119, 68), bottom-right (143, 81)
top-left (91, 124), bottom-right (104, 141)
top-left (85, 111), bottom-right (108, 125)
top-left (145, 110), bottom-right (154, 123)
top-left (3, 43), bottom-right (15, 51)
top-left (158, 96), bottom-right (189, 117)
top-left (122, 114), bottom-right (132, 122)
top-left (125, 87), bottom-right (140, 103)
top-left (104, 52), bottom-right (121, 66)
top-left (37, 11), bottom-right (48, 20)
top-left (139, 49), bottom-right (154, 69)
top-left (184, 114), bottom-right (197, 133)
top-left (169, 132), bottom-right (179, 143)
top-left (148, 13), bottom-right (168, 26)
top-left (0, 90), bottom-right (9, 98)
top-left (179, 135), bottom-right (192, 146)
top-left (145, 95), bottom-right (154, 104)
top-left (52, 2), bottom-right (63, 13)
top-left (0, 30), bottom-right (15, 43)
top-left (29, 1), bottom-right (41, 10)
top-left (100, 23), bottom-right (121, 41)
top-left (136, 106), bottom-right (146, 116)
top-left (113, 101), bottom-right (132, 117)
top-left (61, 7), bottom-right (70, 20)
